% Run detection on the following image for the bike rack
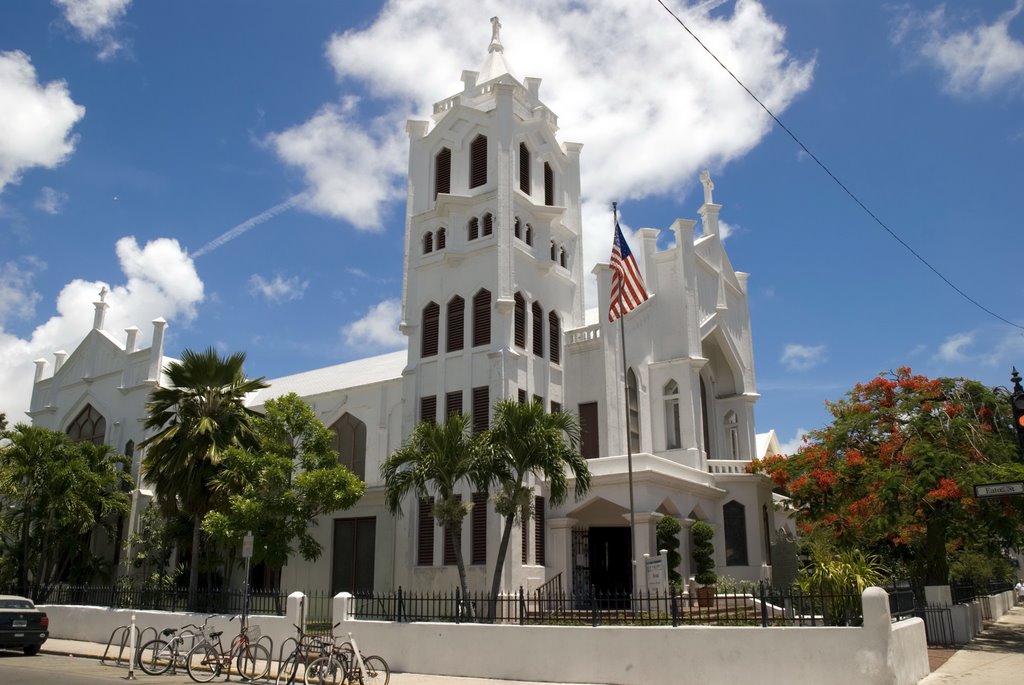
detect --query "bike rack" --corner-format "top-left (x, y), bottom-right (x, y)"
top-left (101, 624), bottom-right (157, 667)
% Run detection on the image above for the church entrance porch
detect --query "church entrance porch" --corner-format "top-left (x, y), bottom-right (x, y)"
top-left (572, 526), bottom-right (632, 602)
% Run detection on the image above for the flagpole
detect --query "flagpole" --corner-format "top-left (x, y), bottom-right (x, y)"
top-left (613, 201), bottom-right (639, 599)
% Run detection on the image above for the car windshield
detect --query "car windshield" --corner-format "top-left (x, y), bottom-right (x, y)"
top-left (0, 599), bottom-right (34, 609)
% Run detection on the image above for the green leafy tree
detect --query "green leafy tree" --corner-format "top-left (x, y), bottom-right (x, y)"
top-left (140, 347), bottom-right (268, 609)
top-left (381, 413), bottom-right (489, 606)
top-left (483, 399), bottom-right (590, 617)
top-left (0, 424), bottom-right (131, 597)
top-left (656, 516), bottom-right (683, 592)
top-left (691, 520), bottom-right (717, 586)
top-left (752, 368), bottom-right (1024, 586)
top-left (203, 393), bottom-right (365, 589)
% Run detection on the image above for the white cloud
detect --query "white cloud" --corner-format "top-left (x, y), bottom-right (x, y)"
top-left (893, 1), bottom-right (1024, 97)
top-left (54, 0), bottom-right (132, 59)
top-left (0, 51), bottom-right (85, 193)
top-left (0, 259), bottom-right (43, 323)
top-left (276, 0), bottom-right (814, 289)
top-left (936, 331), bottom-right (974, 361)
top-left (0, 237), bottom-right (204, 422)
top-left (35, 186), bottom-right (68, 214)
top-left (778, 427), bottom-right (810, 456)
top-left (343, 298), bottom-right (405, 350)
top-left (780, 343), bottom-right (826, 371)
top-left (249, 274), bottom-right (308, 304)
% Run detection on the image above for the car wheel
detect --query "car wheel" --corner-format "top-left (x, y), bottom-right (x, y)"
top-left (24, 644), bottom-right (40, 656)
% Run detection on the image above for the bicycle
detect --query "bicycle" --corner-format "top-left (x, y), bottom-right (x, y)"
top-left (274, 623), bottom-right (331, 685)
top-left (185, 616), bottom-right (271, 683)
top-left (137, 615), bottom-right (215, 676)
top-left (303, 631), bottom-right (388, 685)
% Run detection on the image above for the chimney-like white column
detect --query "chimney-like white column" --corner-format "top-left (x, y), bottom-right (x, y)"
top-left (33, 359), bottom-right (47, 383)
top-left (54, 350), bottom-right (68, 373)
top-left (93, 286), bottom-right (109, 330)
top-left (125, 327), bottom-right (140, 353)
top-left (147, 318), bottom-right (167, 382)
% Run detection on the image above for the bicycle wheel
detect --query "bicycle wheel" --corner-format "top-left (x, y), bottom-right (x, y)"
top-left (303, 655), bottom-right (344, 685)
top-left (236, 641), bottom-right (271, 681)
top-left (275, 653), bottom-right (301, 685)
top-left (186, 643), bottom-right (222, 683)
top-left (359, 655), bottom-right (389, 685)
top-left (138, 638), bottom-right (173, 676)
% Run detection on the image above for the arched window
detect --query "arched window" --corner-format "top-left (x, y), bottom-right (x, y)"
top-left (446, 295), bottom-right (465, 353)
top-left (514, 217), bottom-right (522, 240)
top-left (482, 212), bottom-right (493, 236)
top-left (513, 292), bottom-right (526, 349)
top-left (435, 147), bottom-right (451, 199)
top-left (423, 232), bottom-right (433, 254)
top-left (544, 162), bottom-right (554, 206)
top-left (626, 369), bottom-right (640, 452)
top-left (67, 404), bottom-right (106, 445)
top-left (724, 410), bottom-right (740, 459)
top-left (472, 289), bottom-right (491, 347)
top-left (548, 311), bottom-right (561, 365)
top-left (421, 302), bottom-right (439, 357)
top-left (519, 142), bottom-right (531, 194)
top-left (723, 500), bottom-right (748, 566)
top-left (532, 302), bottom-right (544, 357)
top-left (124, 440), bottom-right (135, 459)
top-left (550, 240), bottom-right (557, 261)
top-left (436, 227), bottom-right (446, 250)
top-left (664, 380), bottom-right (681, 450)
top-left (700, 376), bottom-right (711, 459)
top-left (559, 247), bottom-right (567, 268)
top-left (468, 217), bottom-right (479, 241)
top-left (330, 413), bottom-right (367, 480)
top-left (525, 224), bottom-right (533, 246)
top-left (469, 134), bottom-right (488, 188)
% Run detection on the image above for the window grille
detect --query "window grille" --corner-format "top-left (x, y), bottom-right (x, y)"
top-left (435, 148), bottom-right (451, 199)
top-left (470, 135), bottom-right (487, 188)
top-left (421, 302), bottom-right (439, 357)
top-left (472, 289), bottom-right (491, 347)
top-left (447, 296), bottom-right (465, 352)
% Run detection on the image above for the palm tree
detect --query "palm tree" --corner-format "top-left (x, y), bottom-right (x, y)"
top-left (484, 399), bottom-right (591, 618)
top-left (380, 413), bottom-right (489, 609)
top-left (139, 347), bottom-right (268, 609)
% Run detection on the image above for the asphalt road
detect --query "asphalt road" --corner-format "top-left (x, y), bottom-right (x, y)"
top-left (0, 652), bottom-right (188, 685)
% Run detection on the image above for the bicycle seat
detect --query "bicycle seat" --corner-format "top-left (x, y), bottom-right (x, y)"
top-left (162, 628), bottom-right (177, 636)
top-left (210, 631), bottom-right (223, 639)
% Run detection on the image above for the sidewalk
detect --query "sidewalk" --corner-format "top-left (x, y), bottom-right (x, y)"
top-left (918, 605), bottom-right (1024, 685)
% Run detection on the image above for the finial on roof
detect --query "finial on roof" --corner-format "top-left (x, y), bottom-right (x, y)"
top-left (700, 169), bottom-right (715, 205)
top-left (99, 286), bottom-right (108, 302)
top-left (489, 16), bottom-right (503, 53)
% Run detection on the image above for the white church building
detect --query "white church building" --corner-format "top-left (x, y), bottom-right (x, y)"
top-left (28, 19), bottom-right (779, 599)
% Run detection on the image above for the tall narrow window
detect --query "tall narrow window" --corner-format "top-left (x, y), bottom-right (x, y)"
top-left (551, 401), bottom-right (561, 414)
top-left (544, 162), bottom-right (554, 206)
top-left (534, 496), bottom-right (546, 566)
top-left (444, 493), bottom-right (463, 566)
top-left (436, 227), bottom-right (446, 250)
top-left (445, 390), bottom-right (463, 418)
top-left (548, 311), bottom-right (561, 365)
top-left (421, 302), bottom-right (439, 357)
top-left (762, 504), bottom-right (773, 566)
top-left (519, 142), bottom-right (531, 194)
top-left (664, 380), bottom-right (681, 450)
top-left (420, 395), bottom-right (437, 425)
top-left (521, 516), bottom-right (529, 564)
top-left (627, 368), bottom-right (640, 452)
top-left (559, 247), bottom-right (567, 268)
top-left (469, 134), bottom-right (488, 188)
top-left (482, 212), bottom-right (493, 236)
top-left (330, 413), bottom-right (367, 479)
top-left (724, 500), bottom-right (748, 566)
top-left (513, 292), bottom-right (526, 348)
top-left (700, 377), bottom-right (711, 459)
top-left (725, 410), bottom-right (740, 459)
top-left (550, 240), bottom-right (557, 261)
top-left (472, 491), bottom-right (488, 565)
top-left (423, 232), bottom-right (433, 254)
top-left (525, 224), bottom-right (533, 246)
top-left (532, 302), bottom-right (544, 357)
top-left (472, 289), bottom-right (491, 347)
top-left (472, 386), bottom-right (489, 433)
top-left (579, 402), bottom-right (600, 459)
top-left (514, 217), bottom-right (522, 240)
top-left (435, 147), bottom-right (451, 199)
top-left (518, 389), bottom-right (527, 404)
top-left (446, 295), bottom-right (465, 352)
top-left (468, 217), bottom-right (479, 241)
top-left (67, 404), bottom-right (106, 444)
top-left (418, 497), bottom-right (434, 566)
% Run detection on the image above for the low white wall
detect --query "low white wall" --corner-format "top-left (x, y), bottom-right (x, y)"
top-left (333, 587), bottom-right (927, 685)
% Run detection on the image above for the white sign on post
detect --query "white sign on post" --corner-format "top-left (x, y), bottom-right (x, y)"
top-left (645, 554), bottom-right (669, 594)
top-left (242, 532), bottom-right (254, 559)
top-left (973, 481), bottom-right (1024, 498)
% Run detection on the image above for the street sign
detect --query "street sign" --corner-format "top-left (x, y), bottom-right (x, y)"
top-left (973, 481), bottom-right (1024, 498)
top-left (242, 532), bottom-right (254, 559)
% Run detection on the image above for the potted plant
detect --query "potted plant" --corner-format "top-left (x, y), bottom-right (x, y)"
top-left (691, 520), bottom-right (717, 607)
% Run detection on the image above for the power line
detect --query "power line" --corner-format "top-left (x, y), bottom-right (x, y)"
top-left (655, 0), bottom-right (1024, 332)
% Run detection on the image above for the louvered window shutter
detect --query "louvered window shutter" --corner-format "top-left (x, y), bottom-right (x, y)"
top-left (548, 311), bottom-right (560, 364)
top-left (472, 491), bottom-right (488, 565)
top-left (514, 217), bottom-right (521, 240)
top-left (514, 292), bottom-right (526, 348)
top-left (483, 212), bottom-right (493, 236)
top-left (437, 227), bottom-right (446, 249)
top-left (435, 148), bottom-right (451, 198)
top-left (447, 296), bottom-right (465, 352)
top-left (418, 497), bottom-right (434, 566)
top-left (468, 217), bottom-right (479, 241)
top-left (472, 289), bottom-right (491, 347)
top-left (472, 386), bottom-right (489, 433)
top-left (445, 390), bottom-right (463, 417)
top-left (444, 494), bottom-right (462, 566)
top-left (534, 496), bottom-right (546, 566)
top-left (470, 135), bottom-right (487, 188)
top-left (420, 395), bottom-right (437, 425)
top-left (532, 302), bottom-right (544, 357)
top-left (421, 302), bottom-right (439, 357)
top-left (519, 143), bottom-right (530, 194)
top-left (544, 162), bottom-right (554, 206)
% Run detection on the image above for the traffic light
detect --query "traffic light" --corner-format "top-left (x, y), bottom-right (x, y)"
top-left (1012, 367), bottom-right (1024, 455)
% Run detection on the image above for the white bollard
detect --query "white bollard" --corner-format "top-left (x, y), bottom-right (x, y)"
top-left (125, 612), bottom-right (137, 679)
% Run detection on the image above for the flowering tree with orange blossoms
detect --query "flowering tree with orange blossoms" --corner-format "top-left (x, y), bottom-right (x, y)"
top-left (751, 368), bottom-right (1024, 586)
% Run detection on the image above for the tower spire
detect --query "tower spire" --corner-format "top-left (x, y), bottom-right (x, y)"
top-left (489, 16), bottom-right (503, 53)
top-left (479, 16), bottom-right (515, 82)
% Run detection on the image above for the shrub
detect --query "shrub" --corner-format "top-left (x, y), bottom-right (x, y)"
top-left (656, 516), bottom-right (683, 591)
top-left (691, 521), bottom-right (717, 586)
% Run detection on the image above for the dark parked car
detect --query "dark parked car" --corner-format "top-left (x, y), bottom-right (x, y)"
top-left (0, 595), bottom-right (49, 655)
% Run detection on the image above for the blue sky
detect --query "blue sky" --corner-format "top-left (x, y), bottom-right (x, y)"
top-left (1, 0), bottom-right (1023, 454)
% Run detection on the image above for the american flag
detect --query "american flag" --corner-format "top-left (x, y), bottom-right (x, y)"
top-left (609, 221), bottom-right (649, 322)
